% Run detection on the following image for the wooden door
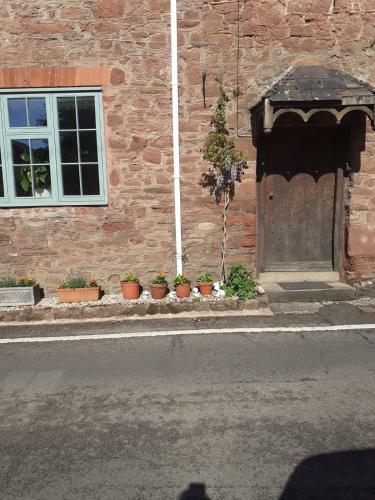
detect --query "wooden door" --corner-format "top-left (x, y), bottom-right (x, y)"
top-left (261, 126), bottom-right (347, 272)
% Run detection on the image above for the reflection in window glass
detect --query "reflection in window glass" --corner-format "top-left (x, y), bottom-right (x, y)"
top-left (57, 97), bottom-right (76, 129)
top-left (12, 139), bottom-right (30, 164)
top-left (12, 139), bottom-right (51, 198)
top-left (62, 164), bottom-right (81, 195)
top-left (79, 131), bottom-right (98, 162)
top-left (57, 96), bottom-right (100, 197)
top-left (77, 96), bottom-right (96, 129)
top-left (8, 97), bottom-right (47, 127)
top-left (8, 99), bottom-right (28, 127)
top-left (28, 98), bottom-right (47, 126)
top-left (31, 139), bottom-right (49, 164)
top-left (60, 132), bottom-right (78, 163)
top-left (82, 164), bottom-right (100, 195)
top-left (33, 165), bottom-right (51, 197)
top-left (14, 165), bottom-right (32, 197)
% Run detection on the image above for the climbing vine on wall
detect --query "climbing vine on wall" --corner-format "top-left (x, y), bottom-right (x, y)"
top-left (201, 79), bottom-right (248, 282)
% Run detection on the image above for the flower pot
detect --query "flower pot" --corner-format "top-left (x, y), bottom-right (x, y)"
top-left (0, 284), bottom-right (41, 306)
top-left (175, 282), bottom-right (191, 298)
top-left (57, 287), bottom-right (100, 303)
top-left (121, 281), bottom-right (140, 300)
top-left (150, 283), bottom-right (168, 300)
top-left (198, 282), bottom-right (213, 296)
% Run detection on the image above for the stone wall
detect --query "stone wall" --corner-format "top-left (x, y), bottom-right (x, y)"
top-left (178, 0), bottom-right (375, 281)
top-left (0, 0), bottom-right (176, 294)
top-left (0, 0), bottom-right (374, 294)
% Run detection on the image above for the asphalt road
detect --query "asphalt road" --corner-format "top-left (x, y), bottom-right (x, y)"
top-left (1, 325), bottom-right (375, 499)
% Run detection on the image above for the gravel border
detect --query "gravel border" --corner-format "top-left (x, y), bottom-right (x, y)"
top-left (0, 291), bottom-right (259, 312)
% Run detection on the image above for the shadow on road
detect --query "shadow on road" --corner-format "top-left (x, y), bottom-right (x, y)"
top-left (177, 449), bottom-right (375, 499)
top-left (279, 448), bottom-right (375, 499)
top-left (179, 482), bottom-right (211, 500)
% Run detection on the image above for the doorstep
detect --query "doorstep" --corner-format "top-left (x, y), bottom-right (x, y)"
top-left (0, 296), bottom-right (269, 324)
top-left (262, 281), bottom-right (356, 303)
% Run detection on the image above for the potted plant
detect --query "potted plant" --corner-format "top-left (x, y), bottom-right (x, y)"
top-left (17, 146), bottom-right (52, 197)
top-left (150, 272), bottom-right (168, 300)
top-left (57, 275), bottom-right (100, 303)
top-left (0, 275), bottom-right (40, 306)
top-left (197, 273), bottom-right (214, 296)
top-left (120, 273), bottom-right (140, 300)
top-left (174, 274), bottom-right (191, 298)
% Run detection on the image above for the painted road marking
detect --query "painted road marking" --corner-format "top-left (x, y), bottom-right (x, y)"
top-left (0, 324), bottom-right (375, 344)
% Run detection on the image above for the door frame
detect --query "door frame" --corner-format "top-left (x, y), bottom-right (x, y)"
top-left (255, 128), bottom-right (347, 277)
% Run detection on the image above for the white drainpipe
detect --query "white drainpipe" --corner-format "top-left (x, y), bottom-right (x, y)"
top-left (170, 0), bottom-right (183, 275)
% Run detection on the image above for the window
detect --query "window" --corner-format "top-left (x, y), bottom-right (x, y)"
top-left (0, 89), bottom-right (107, 206)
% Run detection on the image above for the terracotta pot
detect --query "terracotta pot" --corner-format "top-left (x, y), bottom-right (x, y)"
top-left (198, 282), bottom-right (213, 296)
top-left (150, 283), bottom-right (168, 300)
top-left (121, 281), bottom-right (140, 300)
top-left (175, 282), bottom-right (191, 298)
top-left (57, 287), bottom-right (100, 303)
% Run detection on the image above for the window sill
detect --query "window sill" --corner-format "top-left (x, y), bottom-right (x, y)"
top-left (0, 198), bottom-right (108, 208)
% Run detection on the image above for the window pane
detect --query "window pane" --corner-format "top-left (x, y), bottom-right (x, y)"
top-left (33, 165), bottom-right (51, 197)
top-left (8, 99), bottom-right (27, 127)
top-left (28, 98), bottom-right (47, 127)
top-left (57, 97), bottom-right (76, 129)
top-left (31, 139), bottom-right (49, 164)
top-left (79, 131), bottom-right (98, 162)
top-left (77, 96), bottom-right (96, 129)
top-left (60, 132), bottom-right (78, 162)
top-left (0, 168), bottom-right (4, 197)
top-left (62, 164), bottom-right (81, 195)
top-left (14, 165), bottom-right (32, 196)
top-left (82, 164), bottom-right (100, 195)
top-left (12, 139), bottom-right (30, 164)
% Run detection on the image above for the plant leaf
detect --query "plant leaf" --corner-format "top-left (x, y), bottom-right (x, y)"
top-left (20, 177), bottom-right (30, 192)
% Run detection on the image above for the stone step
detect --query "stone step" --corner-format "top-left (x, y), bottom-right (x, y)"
top-left (262, 281), bottom-right (356, 303)
top-left (259, 271), bottom-right (340, 283)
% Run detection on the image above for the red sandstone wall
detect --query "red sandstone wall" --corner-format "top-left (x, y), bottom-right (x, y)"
top-left (0, 0), bottom-right (176, 293)
top-left (178, 0), bottom-right (375, 281)
top-left (0, 0), bottom-right (374, 293)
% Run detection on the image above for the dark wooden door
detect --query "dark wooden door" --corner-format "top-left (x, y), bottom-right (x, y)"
top-left (261, 126), bottom-right (347, 271)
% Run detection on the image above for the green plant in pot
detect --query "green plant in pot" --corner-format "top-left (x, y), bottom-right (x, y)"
top-left (150, 272), bottom-right (168, 300)
top-left (57, 274), bottom-right (100, 303)
top-left (174, 274), bottom-right (191, 298)
top-left (197, 273), bottom-right (214, 296)
top-left (120, 273), bottom-right (140, 300)
top-left (17, 149), bottom-right (51, 197)
top-left (0, 275), bottom-right (40, 306)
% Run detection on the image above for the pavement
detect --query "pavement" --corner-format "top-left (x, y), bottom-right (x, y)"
top-left (0, 304), bottom-right (375, 499)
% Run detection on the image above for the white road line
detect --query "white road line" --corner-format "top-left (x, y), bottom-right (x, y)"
top-left (0, 324), bottom-right (375, 344)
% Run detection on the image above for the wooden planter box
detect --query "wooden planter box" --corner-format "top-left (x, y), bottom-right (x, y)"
top-left (0, 284), bottom-right (41, 306)
top-left (56, 287), bottom-right (100, 304)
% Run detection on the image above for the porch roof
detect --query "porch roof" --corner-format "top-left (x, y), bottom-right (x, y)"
top-left (250, 65), bottom-right (375, 136)
top-left (262, 66), bottom-right (375, 106)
